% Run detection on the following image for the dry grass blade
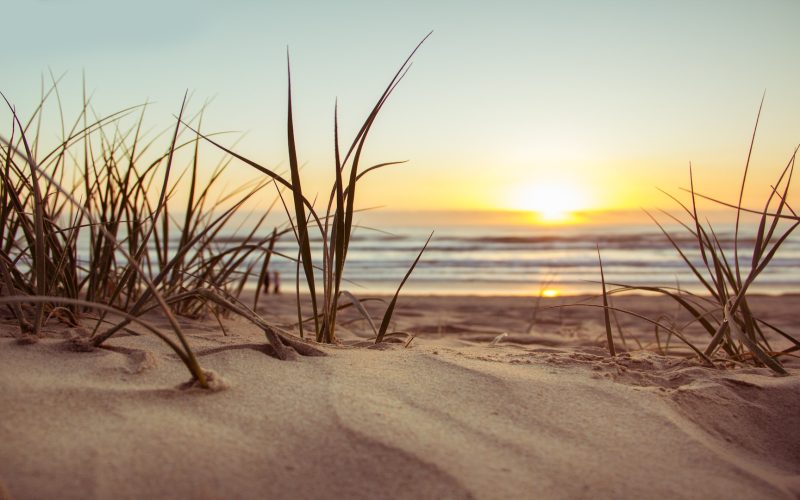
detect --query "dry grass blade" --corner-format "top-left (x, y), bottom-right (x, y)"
top-left (644, 208), bottom-right (720, 300)
top-left (339, 290), bottom-right (378, 336)
top-left (723, 301), bottom-right (787, 374)
top-left (376, 232), bottom-right (432, 344)
top-left (604, 282), bottom-right (720, 337)
top-left (169, 288), bottom-right (326, 359)
top-left (285, 54), bottom-right (321, 340)
top-left (597, 246), bottom-right (616, 356)
top-left (559, 302), bottom-right (715, 366)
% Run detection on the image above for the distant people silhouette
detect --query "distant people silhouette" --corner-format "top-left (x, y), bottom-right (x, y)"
top-left (273, 271), bottom-right (281, 294)
top-left (263, 269), bottom-right (271, 294)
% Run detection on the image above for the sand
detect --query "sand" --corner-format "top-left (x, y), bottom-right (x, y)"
top-left (1, 293), bottom-right (799, 499)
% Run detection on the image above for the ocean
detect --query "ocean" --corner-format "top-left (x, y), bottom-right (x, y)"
top-left (243, 220), bottom-right (800, 297)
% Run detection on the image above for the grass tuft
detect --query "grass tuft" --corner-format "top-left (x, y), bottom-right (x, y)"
top-left (0, 82), bottom-right (295, 386)
top-left (593, 105), bottom-right (798, 373)
top-left (194, 33), bottom-right (434, 344)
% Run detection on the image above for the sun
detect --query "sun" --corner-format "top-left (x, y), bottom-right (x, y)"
top-left (510, 181), bottom-right (589, 223)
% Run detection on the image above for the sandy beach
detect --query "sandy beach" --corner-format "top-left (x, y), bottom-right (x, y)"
top-left (1, 293), bottom-right (798, 499)
top-left (4, 2), bottom-right (800, 498)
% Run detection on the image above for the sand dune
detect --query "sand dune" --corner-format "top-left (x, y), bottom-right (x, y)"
top-left (1, 294), bottom-right (798, 499)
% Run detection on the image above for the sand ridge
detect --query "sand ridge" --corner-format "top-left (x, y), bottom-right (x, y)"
top-left (1, 294), bottom-right (799, 499)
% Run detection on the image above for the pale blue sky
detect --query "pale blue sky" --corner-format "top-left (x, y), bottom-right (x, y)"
top-left (3, 0), bottom-right (800, 216)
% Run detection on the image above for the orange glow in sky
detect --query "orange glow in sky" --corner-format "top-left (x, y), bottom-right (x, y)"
top-left (4, 1), bottom-right (800, 223)
top-left (508, 180), bottom-right (593, 224)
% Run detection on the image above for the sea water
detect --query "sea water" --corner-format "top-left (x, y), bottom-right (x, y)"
top-left (230, 222), bottom-right (800, 296)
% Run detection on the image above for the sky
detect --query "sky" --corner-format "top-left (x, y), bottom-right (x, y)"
top-left (3, 0), bottom-right (800, 225)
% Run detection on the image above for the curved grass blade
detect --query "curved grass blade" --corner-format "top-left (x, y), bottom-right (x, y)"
top-left (597, 246), bottom-right (615, 356)
top-left (376, 232), bottom-right (432, 344)
top-left (339, 290), bottom-right (378, 336)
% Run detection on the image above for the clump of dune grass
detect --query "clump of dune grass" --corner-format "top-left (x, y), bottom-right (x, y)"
top-left (0, 78), bottom-right (319, 386)
top-left (594, 104), bottom-right (799, 374)
top-left (0, 95), bottom-right (211, 386)
top-left (1, 36), bottom-right (435, 386)
top-left (191, 33), bottom-right (434, 344)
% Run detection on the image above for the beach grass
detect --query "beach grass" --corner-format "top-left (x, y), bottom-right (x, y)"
top-left (191, 33), bottom-right (434, 345)
top-left (0, 36), bottom-right (435, 386)
top-left (594, 106), bottom-right (800, 373)
top-left (0, 82), bottom-right (301, 386)
top-left (3, 38), bottom-right (797, 387)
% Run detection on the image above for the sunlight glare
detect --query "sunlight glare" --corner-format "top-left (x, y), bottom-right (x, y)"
top-left (511, 181), bottom-right (590, 224)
